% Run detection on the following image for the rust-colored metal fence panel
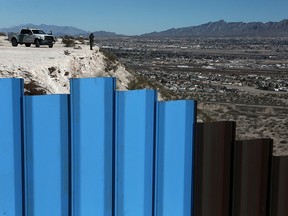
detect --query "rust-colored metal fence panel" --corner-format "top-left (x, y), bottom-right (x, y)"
top-left (232, 139), bottom-right (273, 216)
top-left (270, 156), bottom-right (288, 216)
top-left (194, 121), bottom-right (236, 216)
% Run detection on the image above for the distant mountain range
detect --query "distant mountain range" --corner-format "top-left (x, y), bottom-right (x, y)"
top-left (0, 24), bottom-right (119, 37)
top-left (142, 19), bottom-right (288, 37)
top-left (1, 19), bottom-right (288, 37)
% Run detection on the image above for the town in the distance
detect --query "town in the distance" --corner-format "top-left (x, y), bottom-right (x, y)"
top-left (0, 20), bottom-right (288, 155)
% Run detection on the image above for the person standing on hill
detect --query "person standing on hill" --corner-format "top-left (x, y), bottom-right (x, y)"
top-left (89, 33), bottom-right (94, 50)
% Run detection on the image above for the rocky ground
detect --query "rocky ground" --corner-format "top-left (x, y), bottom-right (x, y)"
top-left (0, 36), bottom-right (132, 94)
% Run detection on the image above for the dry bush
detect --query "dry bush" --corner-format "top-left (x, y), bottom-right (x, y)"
top-left (62, 35), bottom-right (75, 47)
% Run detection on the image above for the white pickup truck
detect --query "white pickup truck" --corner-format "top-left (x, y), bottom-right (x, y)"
top-left (10, 28), bottom-right (55, 48)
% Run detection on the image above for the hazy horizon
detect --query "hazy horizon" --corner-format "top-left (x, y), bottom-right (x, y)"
top-left (0, 0), bottom-right (288, 35)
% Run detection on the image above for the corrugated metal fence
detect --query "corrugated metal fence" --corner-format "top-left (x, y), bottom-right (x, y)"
top-left (0, 78), bottom-right (287, 216)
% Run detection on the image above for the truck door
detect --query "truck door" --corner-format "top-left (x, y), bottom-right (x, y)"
top-left (25, 30), bottom-right (34, 43)
top-left (19, 29), bottom-right (25, 43)
top-left (20, 29), bottom-right (33, 43)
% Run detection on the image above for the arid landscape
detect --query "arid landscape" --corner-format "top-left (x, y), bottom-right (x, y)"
top-left (97, 36), bottom-right (288, 155)
top-left (0, 34), bottom-right (287, 155)
top-left (0, 36), bottom-right (132, 94)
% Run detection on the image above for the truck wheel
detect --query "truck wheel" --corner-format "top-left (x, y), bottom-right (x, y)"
top-left (35, 39), bottom-right (40, 48)
top-left (49, 44), bottom-right (53, 48)
top-left (12, 38), bottom-right (18, 47)
top-left (25, 43), bottom-right (31, 47)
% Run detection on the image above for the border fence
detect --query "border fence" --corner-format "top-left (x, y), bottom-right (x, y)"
top-left (0, 78), bottom-right (287, 216)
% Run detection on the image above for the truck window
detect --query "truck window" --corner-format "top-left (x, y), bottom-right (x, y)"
top-left (20, 29), bottom-right (32, 35)
top-left (32, 30), bottom-right (45, 34)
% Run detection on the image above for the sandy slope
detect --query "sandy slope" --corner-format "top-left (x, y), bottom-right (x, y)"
top-left (0, 36), bottom-right (132, 94)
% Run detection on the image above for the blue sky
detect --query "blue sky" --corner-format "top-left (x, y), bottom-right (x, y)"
top-left (0, 0), bottom-right (287, 35)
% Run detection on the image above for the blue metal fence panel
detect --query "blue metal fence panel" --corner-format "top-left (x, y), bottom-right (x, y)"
top-left (70, 78), bottom-right (115, 216)
top-left (155, 100), bottom-right (196, 216)
top-left (115, 90), bottom-right (157, 216)
top-left (0, 78), bottom-right (24, 216)
top-left (24, 95), bottom-right (69, 216)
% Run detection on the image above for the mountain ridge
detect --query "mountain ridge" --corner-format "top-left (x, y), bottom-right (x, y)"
top-left (0, 24), bottom-right (119, 37)
top-left (1, 19), bottom-right (288, 37)
top-left (142, 19), bottom-right (288, 37)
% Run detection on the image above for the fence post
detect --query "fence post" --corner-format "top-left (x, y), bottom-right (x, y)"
top-left (270, 156), bottom-right (288, 216)
top-left (115, 90), bottom-right (156, 216)
top-left (194, 121), bottom-right (236, 216)
top-left (0, 78), bottom-right (24, 216)
top-left (70, 78), bottom-right (115, 216)
top-left (232, 139), bottom-right (273, 216)
top-left (155, 100), bottom-right (196, 216)
top-left (24, 95), bottom-right (69, 216)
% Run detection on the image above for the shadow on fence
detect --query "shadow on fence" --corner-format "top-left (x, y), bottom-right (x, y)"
top-left (0, 78), bottom-right (287, 216)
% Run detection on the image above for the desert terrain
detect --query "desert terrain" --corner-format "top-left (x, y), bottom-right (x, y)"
top-left (0, 35), bottom-right (287, 155)
top-left (0, 36), bottom-right (132, 94)
top-left (98, 36), bottom-right (288, 156)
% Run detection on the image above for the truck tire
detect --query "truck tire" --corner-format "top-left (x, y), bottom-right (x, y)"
top-left (25, 43), bottom-right (31, 47)
top-left (11, 38), bottom-right (18, 47)
top-left (35, 39), bottom-right (40, 48)
top-left (49, 44), bottom-right (53, 48)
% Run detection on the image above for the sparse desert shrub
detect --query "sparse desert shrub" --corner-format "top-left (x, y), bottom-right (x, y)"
top-left (25, 81), bottom-right (47, 95)
top-left (48, 67), bottom-right (57, 78)
top-left (127, 75), bottom-right (174, 100)
top-left (99, 47), bottom-right (118, 63)
top-left (105, 62), bottom-right (118, 72)
top-left (62, 35), bottom-right (75, 47)
top-left (64, 50), bottom-right (71, 55)
top-left (99, 48), bottom-right (119, 72)
top-left (48, 67), bottom-right (57, 73)
top-left (127, 76), bottom-right (151, 90)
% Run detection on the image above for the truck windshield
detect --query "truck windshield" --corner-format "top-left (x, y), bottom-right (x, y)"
top-left (32, 30), bottom-right (46, 34)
